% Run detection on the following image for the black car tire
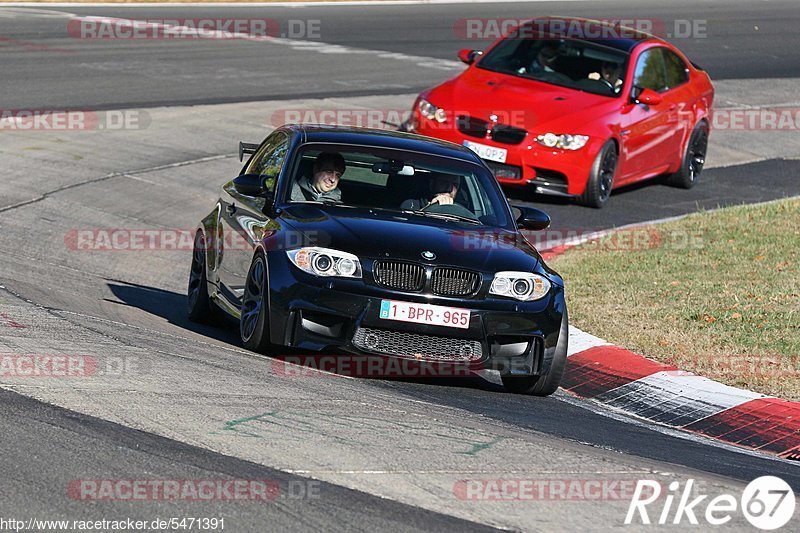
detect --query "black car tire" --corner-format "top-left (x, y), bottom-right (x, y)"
top-left (579, 140), bottom-right (617, 208)
top-left (187, 232), bottom-right (218, 323)
top-left (501, 308), bottom-right (569, 396)
top-left (240, 251), bottom-right (273, 353)
top-left (666, 121), bottom-right (708, 189)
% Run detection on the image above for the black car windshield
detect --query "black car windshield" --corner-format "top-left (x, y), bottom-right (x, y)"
top-left (477, 35), bottom-right (629, 97)
top-left (284, 144), bottom-right (512, 228)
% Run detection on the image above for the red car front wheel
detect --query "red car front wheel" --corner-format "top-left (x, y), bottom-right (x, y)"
top-left (579, 140), bottom-right (618, 208)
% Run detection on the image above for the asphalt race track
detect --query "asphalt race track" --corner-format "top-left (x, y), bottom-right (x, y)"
top-left (1, 1), bottom-right (800, 531)
top-left (3, 0), bottom-right (800, 109)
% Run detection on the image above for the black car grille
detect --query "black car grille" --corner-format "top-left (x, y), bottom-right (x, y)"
top-left (490, 124), bottom-right (527, 145)
top-left (431, 268), bottom-right (481, 296)
top-left (374, 262), bottom-right (480, 296)
top-left (457, 115), bottom-right (490, 138)
top-left (486, 161), bottom-right (523, 180)
top-left (352, 327), bottom-right (483, 361)
top-left (456, 115), bottom-right (528, 145)
top-left (373, 261), bottom-right (425, 292)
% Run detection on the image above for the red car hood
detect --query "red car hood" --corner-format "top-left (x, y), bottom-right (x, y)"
top-left (433, 67), bottom-right (616, 132)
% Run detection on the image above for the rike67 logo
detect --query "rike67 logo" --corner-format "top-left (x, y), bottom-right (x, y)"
top-left (626, 476), bottom-right (795, 529)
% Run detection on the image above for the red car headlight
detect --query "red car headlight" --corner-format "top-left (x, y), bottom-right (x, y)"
top-left (418, 99), bottom-right (447, 123)
top-left (536, 133), bottom-right (589, 150)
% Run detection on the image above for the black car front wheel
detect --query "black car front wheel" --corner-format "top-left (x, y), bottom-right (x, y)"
top-left (579, 140), bottom-right (617, 208)
top-left (240, 251), bottom-right (273, 353)
top-left (501, 309), bottom-right (568, 396)
top-left (666, 121), bottom-right (708, 189)
top-left (187, 232), bottom-right (218, 323)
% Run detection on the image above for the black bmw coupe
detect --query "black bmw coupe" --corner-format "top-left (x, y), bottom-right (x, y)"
top-left (188, 125), bottom-right (568, 395)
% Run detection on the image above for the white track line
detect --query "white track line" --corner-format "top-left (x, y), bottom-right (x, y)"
top-left (0, 1), bottom-right (588, 8)
top-left (63, 14), bottom-right (464, 71)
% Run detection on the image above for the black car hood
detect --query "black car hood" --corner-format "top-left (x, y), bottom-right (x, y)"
top-left (278, 204), bottom-right (541, 273)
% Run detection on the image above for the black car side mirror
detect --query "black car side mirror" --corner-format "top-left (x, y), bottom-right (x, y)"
top-left (233, 173), bottom-right (273, 197)
top-left (512, 205), bottom-right (551, 230)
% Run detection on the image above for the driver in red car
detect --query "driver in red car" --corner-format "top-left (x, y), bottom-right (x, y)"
top-left (401, 174), bottom-right (461, 210)
top-left (594, 61), bottom-right (623, 93)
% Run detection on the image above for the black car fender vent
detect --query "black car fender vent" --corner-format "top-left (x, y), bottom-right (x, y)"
top-left (485, 161), bottom-right (523, 180)
top-left (373, 261), bottom-right (425, 292)
top-left (352, 327), bottom-right (483, 362)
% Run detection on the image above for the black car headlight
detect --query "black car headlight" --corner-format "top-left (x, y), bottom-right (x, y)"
top-left (490, 272), bottom-right (550, 301)
top-left (286, 247), bottom-right (362, 278)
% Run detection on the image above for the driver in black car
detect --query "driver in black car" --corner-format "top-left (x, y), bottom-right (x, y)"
top-left (400, 174), bottom-right (462, 211)
top-left (290, 152), bottom-right (345, 202)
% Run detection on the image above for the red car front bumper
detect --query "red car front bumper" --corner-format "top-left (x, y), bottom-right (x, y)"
top-left (410, 113), bottom-right (604, 197)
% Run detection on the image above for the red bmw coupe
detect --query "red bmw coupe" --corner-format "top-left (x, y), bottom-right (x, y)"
top-left (405, 18), bottom-right (714, 207)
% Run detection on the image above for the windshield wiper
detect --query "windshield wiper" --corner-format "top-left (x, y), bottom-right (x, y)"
top-left (404, 210), bottom-right (482, 225)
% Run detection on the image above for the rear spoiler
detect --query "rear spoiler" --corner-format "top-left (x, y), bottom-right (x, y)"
top-left (239, 141), bottom-right (260, 162)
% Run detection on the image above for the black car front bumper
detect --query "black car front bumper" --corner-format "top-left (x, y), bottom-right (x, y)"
top-left (266, 253), bottom-right (566, 377)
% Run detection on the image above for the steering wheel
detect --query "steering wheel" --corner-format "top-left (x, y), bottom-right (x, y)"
top-left (422, 201), bottom-right (479, 220)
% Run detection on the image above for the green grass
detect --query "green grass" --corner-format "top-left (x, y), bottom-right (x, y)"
top-left (551, 197), bottom-right (800, 400)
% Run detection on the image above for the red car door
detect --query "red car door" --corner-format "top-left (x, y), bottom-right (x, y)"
top-left (661, 48), bottom-right (696, 166)
top-left (617, 47), bottom-right (673, 182)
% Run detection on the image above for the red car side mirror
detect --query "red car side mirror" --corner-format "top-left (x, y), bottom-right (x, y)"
top-left (636, 88), bottom-right (663, 106)
top-left (457, 49), bottom-right (482, 65)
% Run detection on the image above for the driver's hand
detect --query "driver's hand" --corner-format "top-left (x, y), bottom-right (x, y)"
top-left (430, 194), bottom-right (454, 206)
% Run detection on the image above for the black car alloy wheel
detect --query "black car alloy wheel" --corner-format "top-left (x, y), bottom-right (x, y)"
top-left (187, 232), bottom-right (216, 323)
top-left (598, 148), bottom-right (617, 202)
top-left (241, 256), bottom-right (265, 342)
top-left (580, 140), bottom-right (618, 208)
top-left (687, 127), bottom-right (708, 183)
top-left (240, 252), bottom-right (272, 352)
top-left (667, 122), bottom-right (709, 189)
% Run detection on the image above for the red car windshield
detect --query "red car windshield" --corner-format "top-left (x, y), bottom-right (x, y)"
top-left (477, 37), bottom-right (630, 97)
